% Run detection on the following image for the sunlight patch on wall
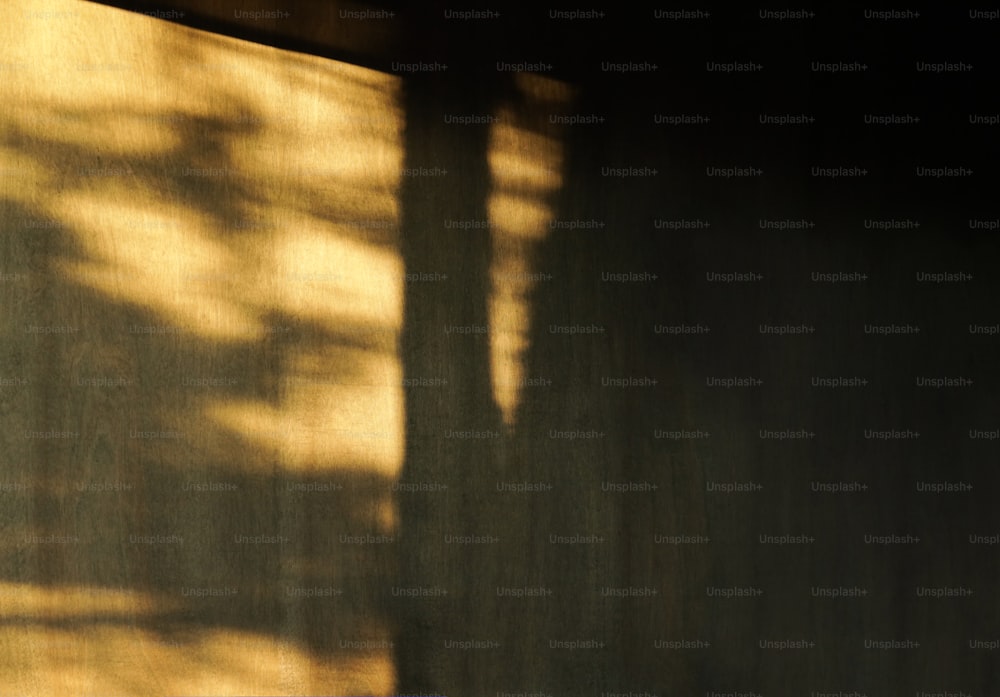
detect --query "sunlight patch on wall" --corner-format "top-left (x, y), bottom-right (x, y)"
top-left (0, 2), bottom-right (404, 694)
top-left (0, 581), bottom-right (182, 619)
top-left (270, 227), bottom-right (404, 332)
top-left (0, 622), bottom-right (392, 696)
top-left (0, 14), bottom-right (407, 336)
top-left (208, 353), bottom-right (405, 482)
top-left (487, 74), bottom-right (571, 426)
top-left (51, 195), bottom-right (257, 341)
top-left (0, 0), bottom-right (406, 470)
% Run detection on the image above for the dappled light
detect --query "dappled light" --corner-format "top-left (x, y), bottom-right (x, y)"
top-left (487, 73), bottom-right (570, 426)
top-left (1, 0), bottom-right (403, 693)
top-left (5, 2), bottom-right (990, 695)
top-left (1, 618), bottom-right (392, 696)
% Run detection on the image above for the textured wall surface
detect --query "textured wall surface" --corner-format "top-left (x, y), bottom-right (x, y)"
top-left (1, 1), bottom-right (998, 695)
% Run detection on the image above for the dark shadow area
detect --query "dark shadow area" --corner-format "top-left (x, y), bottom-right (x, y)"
top-left (504, 21), bottom-right (1000, 694)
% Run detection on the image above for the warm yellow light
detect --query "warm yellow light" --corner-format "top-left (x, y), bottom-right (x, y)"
top-left (0, 1), bottom-right (404, 694)
top-left (486, 91), bottom-right (569, 426)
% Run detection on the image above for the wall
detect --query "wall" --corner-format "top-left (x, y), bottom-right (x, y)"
top-left (1, 1), bottom-right (997, 695)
